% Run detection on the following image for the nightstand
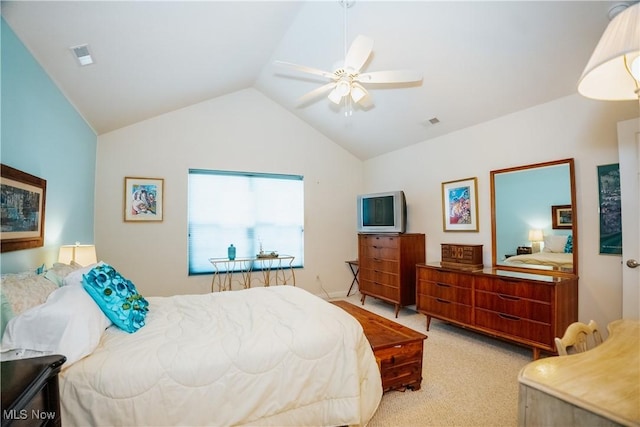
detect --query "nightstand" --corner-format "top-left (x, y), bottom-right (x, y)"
top-left (1, 354), bottom-right (66, 427)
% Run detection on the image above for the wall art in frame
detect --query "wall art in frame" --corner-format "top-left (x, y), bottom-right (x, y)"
top-left (1, 164), bottom-right (47, 252)
top-left (597, 163), bottom-right (622, 255)
top-left (441, 177), bottom-right (479, 232)
top-left (551, 205), bottom-right (572, 230)
top-left (124, 177), bottom-right (164, 222)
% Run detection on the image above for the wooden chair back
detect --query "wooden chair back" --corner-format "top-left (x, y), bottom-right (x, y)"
top-left (555, 320), bottom-right (603, 356)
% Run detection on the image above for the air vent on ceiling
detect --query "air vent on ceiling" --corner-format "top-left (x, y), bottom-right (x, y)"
top-left (70, 44), bottom-right (94, 66)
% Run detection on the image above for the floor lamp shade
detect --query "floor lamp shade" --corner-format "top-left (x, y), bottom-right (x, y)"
top-left (577, 2), bottom-right (640, 100)
top-left (58, 244), bottom-right (97, 266)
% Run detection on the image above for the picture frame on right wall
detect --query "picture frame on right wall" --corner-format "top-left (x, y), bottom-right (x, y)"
top-left (441, 177), bottom-right (479, 232)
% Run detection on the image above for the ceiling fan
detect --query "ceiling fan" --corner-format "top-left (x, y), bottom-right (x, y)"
top-left (275, 34), bottom-right (423, 108)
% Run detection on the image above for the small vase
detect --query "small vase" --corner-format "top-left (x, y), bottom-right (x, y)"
top-left (228, 244), bottom-right (236, 260)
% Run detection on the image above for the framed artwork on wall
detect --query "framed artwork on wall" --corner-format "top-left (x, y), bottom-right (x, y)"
top-left (441, 177), bottom-right (479, 232)
top-left (551, 205), bottom-right (572, 229)
top-left (124, 177), bottom-right (164, 222)
top-left (597, 163), bottom-right (622, 255)
top-left (1, 164), bottom-right (47, 252)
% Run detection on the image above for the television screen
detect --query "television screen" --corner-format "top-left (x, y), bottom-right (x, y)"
top-left (362, 196), bottom-right (395, 227)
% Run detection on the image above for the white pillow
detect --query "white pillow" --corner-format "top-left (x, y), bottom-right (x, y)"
top-left (62, 261), bottom-right (103, 287)
top-left (1, 284), bottom-right (111, 367)
top-left (543, 235), bottom-right (569, 253)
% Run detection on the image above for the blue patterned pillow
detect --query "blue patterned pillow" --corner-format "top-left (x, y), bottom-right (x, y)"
top-left (564, 234), bottom-right (573, 253)
top-left (82, 263), bottom-right (148, 333)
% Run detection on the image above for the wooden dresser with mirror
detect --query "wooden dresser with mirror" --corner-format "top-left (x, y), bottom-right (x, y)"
top-left (416, 159), bottom-right (579, 359)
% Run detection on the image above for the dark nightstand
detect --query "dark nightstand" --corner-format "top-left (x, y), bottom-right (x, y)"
top-left (1, 355), bottom-right (66, 427)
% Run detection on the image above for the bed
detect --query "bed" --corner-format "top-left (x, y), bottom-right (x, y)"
top-left (1, 263), bottom-right (382, 426)
top-left (503, 252), bottom-right (573, 269)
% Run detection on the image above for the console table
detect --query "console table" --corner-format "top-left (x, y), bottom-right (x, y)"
top-left (209, 255), bottom-right (296, 291)
top-left (518, 319), bottom-right (639, 426)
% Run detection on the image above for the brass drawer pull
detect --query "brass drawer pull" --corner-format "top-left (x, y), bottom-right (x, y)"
top-left (436, 282), bottom-right (451, 288)
top-left (436, 298), bottom-right (451, 304)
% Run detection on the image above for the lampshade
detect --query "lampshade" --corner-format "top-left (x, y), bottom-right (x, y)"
top-left (58, 244), bottom-right (97, 266)
top-left (528, 229), bottom-right (544, 242)
top-left (577, 2), bottom-right (640, 101)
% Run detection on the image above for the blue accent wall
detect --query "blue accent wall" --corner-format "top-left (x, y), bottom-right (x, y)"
top-left (1, 18), bottom-right (97, 273)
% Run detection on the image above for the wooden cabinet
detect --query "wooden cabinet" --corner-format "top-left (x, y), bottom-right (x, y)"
top-left (358, 233), bottom-right (425, 317)
top-left (416, 263), bottom-right (578, 359)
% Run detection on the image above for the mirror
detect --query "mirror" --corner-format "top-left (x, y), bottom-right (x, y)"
top-left (491, 158), bottom-right (577, 276)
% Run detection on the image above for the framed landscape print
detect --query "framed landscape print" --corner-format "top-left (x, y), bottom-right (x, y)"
top-left (441, 177), bottom-right (479, 232)
top-left (1, 164), bottom-right (47, 252)
top-left (124, 177), bottom-right (164, 222)
top-left (551, 205), bottom-right (572, 229)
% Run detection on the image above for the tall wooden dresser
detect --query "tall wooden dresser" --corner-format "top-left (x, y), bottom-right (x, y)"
top-left (358, 233), bottom-right (425, 317)
top-left (416, 263), bottom-right (578, 359)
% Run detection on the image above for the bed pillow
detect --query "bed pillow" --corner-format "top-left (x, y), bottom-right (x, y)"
top-left (43, 262), bottom-right (83, 287)
top-left (564, 235), bottom-right (573, 253)
top-left (62, 262), bottom-right (103, 287)
top-left (1, 285), bottom-right (112, 367)
top-left (82, 263), bottom-right (149, 333)
top-left (0, 273), bottom-right (58, 317)
top-left (543, 235), bottom-right (569, 253)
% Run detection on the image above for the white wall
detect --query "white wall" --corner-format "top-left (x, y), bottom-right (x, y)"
top-left (364, 93), bottom-right (638, 333)
top-left (95, 88), bottom-right (363, 297)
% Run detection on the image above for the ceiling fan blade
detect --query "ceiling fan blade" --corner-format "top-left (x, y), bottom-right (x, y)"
top-left (274, 61), bottom-right (335, 80)
top-left (344, 35), bottom-right (373, 72)
top-left (297, 82), bottom-right (337, 105)
top-left (357, 69), bottom-right (423, 84)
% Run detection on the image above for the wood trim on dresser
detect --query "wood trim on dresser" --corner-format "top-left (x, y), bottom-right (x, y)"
top-left (416, 263), bottom-right (578, 359)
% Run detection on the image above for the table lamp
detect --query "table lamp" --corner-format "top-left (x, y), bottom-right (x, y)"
top-left (58, 243), bottom-right (97, 266)
top-left (528, 229), bottom-right (544, 253)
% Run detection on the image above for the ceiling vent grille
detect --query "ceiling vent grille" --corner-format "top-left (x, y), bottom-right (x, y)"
top-left (71, 44), bottom-right (94, 66)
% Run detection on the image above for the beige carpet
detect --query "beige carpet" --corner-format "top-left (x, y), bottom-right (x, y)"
top-left (338, 294), bottom-right (533, 427)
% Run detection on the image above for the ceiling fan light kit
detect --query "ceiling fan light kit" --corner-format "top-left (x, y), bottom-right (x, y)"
top-left (274, 1), bottom-right (422, 110)
top-left (577, 1), bottom-right (640, 101)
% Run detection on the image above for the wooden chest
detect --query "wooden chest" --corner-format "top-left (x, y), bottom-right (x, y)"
top-left (440, 243), bottom-right (483, 270)
top-left (331, 300), bottom-right (427, 392)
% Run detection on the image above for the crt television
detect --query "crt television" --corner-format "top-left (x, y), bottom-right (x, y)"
top-left (357, 190), bottom-right (406, 233)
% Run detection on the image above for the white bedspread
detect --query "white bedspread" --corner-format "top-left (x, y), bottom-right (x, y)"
top-left (59, 286), bottom-right (382, 426)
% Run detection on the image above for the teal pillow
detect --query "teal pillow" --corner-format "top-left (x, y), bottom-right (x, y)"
top-left (564, 234), bottom-right (573, 253)
top-left (82, 264), bottom-right (148, 333)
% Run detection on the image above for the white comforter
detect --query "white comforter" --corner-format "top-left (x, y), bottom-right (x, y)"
top-left (504, 252), bottom-right (573, 268)
top-left (59, 286), bottom-right (382, 426)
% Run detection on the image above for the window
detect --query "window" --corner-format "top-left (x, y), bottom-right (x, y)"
top-left (188, 169), bottom-right (304, 274)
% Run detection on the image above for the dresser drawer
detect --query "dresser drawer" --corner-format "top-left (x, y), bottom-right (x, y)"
top-left (416, 295), bottom-right (472, 324)
top-left (417, 280), bottom-right (471, 305)
top-left (360, 269), bottom-right (399, 287)
top-left (417, 267), bottom-right (473, 288)
top-left (375, 340), bottom-right (423, 391)
top-left (475, 290), bottom-right (551, 323)
top-left (360, 246), bottom-right (401, 261)
top-left (360, 279), bottom-right (400, 301)
top-left (359, 258), bottom-right (399, 274)
top-left (475, 276), bottom-right (553, 302)
top-left (475, 308), bottom-right (552, 345)
top-left (360, 234), bottom-right (399, 249)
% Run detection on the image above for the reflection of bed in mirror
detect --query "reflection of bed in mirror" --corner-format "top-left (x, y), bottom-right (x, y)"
top-left (504, 252), bottom-right (573, 268)
top-left (504, 234), bottom-right (573, 269)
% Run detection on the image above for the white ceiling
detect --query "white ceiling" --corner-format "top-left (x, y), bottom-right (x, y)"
top-left (1, 1), bottom-right (617, 159)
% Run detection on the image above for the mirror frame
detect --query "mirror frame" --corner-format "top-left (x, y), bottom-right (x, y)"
top-left (490, 158), bottom-right (577, 277)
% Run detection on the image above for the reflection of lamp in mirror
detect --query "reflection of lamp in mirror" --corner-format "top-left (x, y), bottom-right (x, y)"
top-left (58, 242), bottom-right (97, 266)
top-left (528, 229), bottom-right (544, 253)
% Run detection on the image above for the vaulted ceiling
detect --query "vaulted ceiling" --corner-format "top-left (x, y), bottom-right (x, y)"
top-left (1, 1), bottom-right (617, 159)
